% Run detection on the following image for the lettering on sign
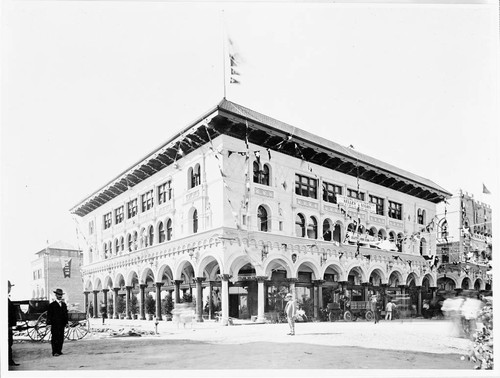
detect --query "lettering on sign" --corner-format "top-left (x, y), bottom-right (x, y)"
top-left (337, 195), bottom-right (376, 213)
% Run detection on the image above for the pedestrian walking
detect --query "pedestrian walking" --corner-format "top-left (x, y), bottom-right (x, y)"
top-left (284, 293), bottom-right (296, 335)
top-left (370, 292), bottom-right (381, 324)
top-left (47, 288), bottom-right (69, 356)
top-left (8, 280), bottom-right (20, 367)
top-left (385, 299), bottom-right (396, 321)
top-left (100, 302), bottom-right (107, 325)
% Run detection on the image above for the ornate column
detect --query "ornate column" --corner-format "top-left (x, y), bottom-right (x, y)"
top-left (92, 290), bottom-right (99, 318)
top-left (314, 280), bottom-right (326, 315)
top-left (113, 288), bottom-right (119, 319)
top-left (287, 278), bottom-right (298, 301)
top-left (208, 281), bottom-right (214, 319)
top-left (139, 284), bottom-right (147, 320)
top-left (174, 280), bottom-right (183, 304)
top-left (416, 286), bottom-right (422, 317)
top-left (125, 286), bottom-right (132, 319)
top-left (256, 276), bottom-right (267, 322)
top-left (83, 291), bottom-right (89, 316)
top-left (155, 282), bottom-right (164, 321)
top-left (219, 274), bottom-right (231, 326)
top-left (102, 288), bottom-right (109, 317)
top-left (195, 277), bottom-right (206, 322)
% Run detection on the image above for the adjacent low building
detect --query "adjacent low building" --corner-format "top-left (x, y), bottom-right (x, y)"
top-left (31, 241), bottom-right (84, 308)
top-left (435, 190), bottom-right (492, 296)
top-left (70, 99), bottom-right (452, 324)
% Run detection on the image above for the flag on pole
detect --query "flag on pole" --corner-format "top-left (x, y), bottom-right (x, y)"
top-left (482, 183), bottom-right (491, 194)
top-left (228, 37), bottom-right (243, 85)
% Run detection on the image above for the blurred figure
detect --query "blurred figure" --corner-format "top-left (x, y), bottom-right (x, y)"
top-left (385, 299), bottom-right (396, 321)
top-left (460, 292), bottom-right (483, 339)
top-left (441, 296), bottom-right (465, 337)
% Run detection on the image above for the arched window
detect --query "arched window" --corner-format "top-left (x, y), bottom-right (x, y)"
top-left (295, 214), bottom-right (306, 237)
top-left (420, 238), bottom-right (427, 256)
top-left (166, 219), bottom-right (172, 241)
top-left (189, 164), bottom-right (201, 189)
top-left (193, 209), bottom-right (198, 234)
top-left (261, 164), bottom-right (270, 186)
top-left (104, 243), bottom-right (108, 258)
top-left (417, 209), bottom-right (423, 225)
top-left (253, 161), bottom-right (260, 183)
top-left (396, 233), bottom-right (404, 252)
top-left (347, 223), bottom-right (356, 233)
top-left (128, 234), bottom-right (133, 251)
top-left (133, 231), bottom-right (138, 250)
top-left (333, 223), bottom-right (342, 243)
top-left (422, 210), bottom-right (426, 225)
top-left (120, 236), bottom-right (124, 251)
top-left (323, 220), bottom-right (332, 241)
top-left (389, 231), bottom-right (396, 243)
top-left (368, 227), bottom-right (376, 237)
top-left (158, 222), bottom-right (165, 243)
top-left (258, 206), bottom-right (269, 232)
top-left (307, 217), bottom-right (318, 239)
top-left (148, 225), bottom-right (154, 246)
top-left (140, 227), bottom-right (147, 247)
top-left (115, 239), bottom-right (120, 254)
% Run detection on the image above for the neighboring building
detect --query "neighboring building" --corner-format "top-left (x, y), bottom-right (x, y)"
top-left (70, 99), bottom-right (452, 324)
top-left (31, 241), bottom-right (84, 308)
top-left (435, 190), bottom-right (492, 295)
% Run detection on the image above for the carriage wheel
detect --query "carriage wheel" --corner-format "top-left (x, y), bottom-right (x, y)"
top-left (65, 318), bottom-right (90, 340)
top-left (329, 311), bottom-right (337, 322)
top-left (29, 312), bottom-right (50, 341)
top-left (343, 311), bottom-right (353, 322)
top-left (365, 310), bottom-right (374, 321)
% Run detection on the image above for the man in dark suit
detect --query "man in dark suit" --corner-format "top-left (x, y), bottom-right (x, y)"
top-left (46, 288), bottom-right (68, 356)
top-left (8, 280), bottom-right (20, 367)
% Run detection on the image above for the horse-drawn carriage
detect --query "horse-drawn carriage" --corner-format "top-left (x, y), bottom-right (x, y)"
top-left (12, 300), bottom-right (90, 341)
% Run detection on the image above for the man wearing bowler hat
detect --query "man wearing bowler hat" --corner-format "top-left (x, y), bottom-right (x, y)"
top-left (47, 288), bottom-right (68, 356)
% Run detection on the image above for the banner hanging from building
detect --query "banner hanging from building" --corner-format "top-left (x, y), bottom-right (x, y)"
top-left (60, 258), bottom-right (72, 278)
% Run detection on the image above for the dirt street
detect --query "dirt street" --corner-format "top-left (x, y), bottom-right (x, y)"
top-left (6, 318), bottom-right (477, 376)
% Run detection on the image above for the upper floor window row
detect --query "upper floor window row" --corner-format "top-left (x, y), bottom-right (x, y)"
top-left (323, 182), bottom-right (342, 204)
top-left (127, 199), bottom-right (138, 219)
top-left (141, 190), bottom-right (154, 212)
top-left (295, 174), bottom-right (317, 199)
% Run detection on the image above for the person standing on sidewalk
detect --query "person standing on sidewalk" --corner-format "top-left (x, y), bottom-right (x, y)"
top-left (284, 293), bottom-right (296, 336)
top-left (47, 288), bottom-right (68, 356)
top-left (385, 299), bottom-right (396, 321)
top-left (8, 281), bottom-right (20, 367)
top-left (370, 292), bottom-right (381, 324)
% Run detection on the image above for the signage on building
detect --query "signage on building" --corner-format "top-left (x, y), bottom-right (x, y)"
top-left (337, 195), bottom-right (376, 213)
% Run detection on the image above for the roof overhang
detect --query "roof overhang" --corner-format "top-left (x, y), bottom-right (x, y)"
top-left (70, 99), bottom-right (452, 217)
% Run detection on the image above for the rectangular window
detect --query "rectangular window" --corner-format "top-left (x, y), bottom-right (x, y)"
top-left (114, 206), bottom-right (124, 224)
top-left (127, 199), bottom-right (138, 219)
top-left (279, 221), bottom-right (283, 231)
top-left (388, 201), bottom-right (402, 220)
top-left (158, 181), bottom-right (172, 205)
top-left (103, 212), bottom-right (112, 229)
top-left (322, 182), bottom-right (342, 203)
top-left (89, 221), bottom-right (94, 235)
top-left (141, 190), bottom-right (154, 212)
top-left (369, 195), bottom-right (384, 216)
top-left (295, 174), bottom-right (317, 199)
top-left (347, 188), bottom-right (365, 201)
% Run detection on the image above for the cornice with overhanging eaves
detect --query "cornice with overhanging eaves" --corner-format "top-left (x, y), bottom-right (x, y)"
top-left (81, 228), bottom-right (231, 275)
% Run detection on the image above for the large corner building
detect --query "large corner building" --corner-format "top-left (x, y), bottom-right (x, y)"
top-left (70, 99), bottom-right (455, 324)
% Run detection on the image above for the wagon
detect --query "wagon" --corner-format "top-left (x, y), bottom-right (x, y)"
top-left (12, 300), bottom-right (90, 341)
top-left (343, 300), bottom-right (374, 321)
top-left (326, 302), bottom-right (343, 321)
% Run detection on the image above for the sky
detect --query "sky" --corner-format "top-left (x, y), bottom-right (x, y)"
top-left (1, 0), bottom-right (499, 301)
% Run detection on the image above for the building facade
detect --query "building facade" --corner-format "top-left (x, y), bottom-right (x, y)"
top-left (435, 190), bottom-right (492, 295)
top-left (70, 99), bottom-right (452, 324)
top-left (31, 241), bottom-right (84, 308)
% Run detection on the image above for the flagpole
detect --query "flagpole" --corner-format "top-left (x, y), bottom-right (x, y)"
top-left (221, 10), bottom-right (227, 99)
